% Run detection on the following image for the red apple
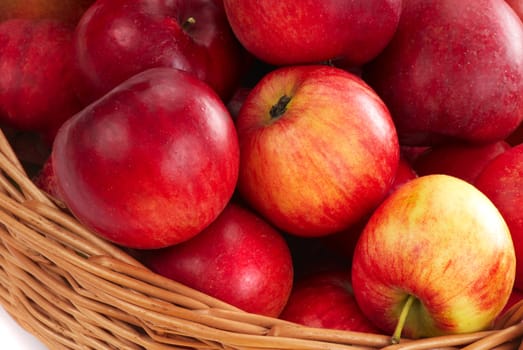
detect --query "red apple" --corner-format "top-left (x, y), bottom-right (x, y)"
top-left (235, 64), bottom-right (399, 237)
top-left (364, 0), bottom-right (523, 146)
top-left (52, 67), bottom-right (239, 249)
top-left (506, 0), bottom-right (523, 21)
top-left (0, 0), bottom-right (94, 24)
top-left (73, 0), bottom-right (246, 103)
top-left (0, 18), bottom-right (83, 143)
top-left (352, 174), bottom-right (516, 340)
top-left (321, 157), bottom-right (417, 261)
top-left (474, 144), bottom-right (523, 291)
top-left (141, 203), bottom-right (294, 317)
top-left (279, 269), bottom-right (379, 333)
top-left (413, 140), bottom-right (511, 184)
top-left (223, 0), bottom-right (403, 67)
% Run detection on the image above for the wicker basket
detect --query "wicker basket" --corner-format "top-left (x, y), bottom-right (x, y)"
top-left (0, 128), bottom-right (523, 350)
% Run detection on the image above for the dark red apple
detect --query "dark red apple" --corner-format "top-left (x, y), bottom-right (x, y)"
top-left (141, 203), bottom-right (294, 317)
top-left (364, 0), bottom-right (523, 146)
top-left (73, 0), bottom-right (246, 103)
top-left (52, 67), bottom-right (239, 249)
top-left (413, 141), bottom-right (511, 184)
top-left (474, 144), bottom-right (523, 290)
top-left (223, 0), bottom-right (403, 67)
top-left (279, 269), bottom-right (379, 333)
top-left (0, 18), bottom-right (83, 143)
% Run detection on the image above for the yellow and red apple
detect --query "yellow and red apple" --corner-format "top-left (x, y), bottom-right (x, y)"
top-left (352, 174), bottom-right (516, 340)
top-left (235, 64), bottom-right (399, 237)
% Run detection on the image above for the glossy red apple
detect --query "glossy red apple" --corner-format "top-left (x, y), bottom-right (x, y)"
top-left (364, 0), bottom-right (523, 146)
top-left (141, 203), bottom-right (294, 317)
top-left (73, 0), bottom-right (246, 103)
top-left (413, 140), bottom-right (511, 184)
top-left (352, 175), bottom-right (515, 339)
top-left (0, 18), bottom-right (83, 143)
top-left (235, 65), bottom-right (399, 237)
top-left (223, 0), bottom-right (403, 66)
top-left (474, 144), bottom-right (523, 291)
top-left (279, 269), bottom-right (379, 333)
top-left (52, 67), bottom-right (239, 249)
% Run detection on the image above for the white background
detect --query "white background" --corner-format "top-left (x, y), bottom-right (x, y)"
top-left (0, 307), bottom-right (48, 349)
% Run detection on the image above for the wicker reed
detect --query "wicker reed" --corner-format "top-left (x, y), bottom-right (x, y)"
top-left (0, 128), bottom-right (523, 350)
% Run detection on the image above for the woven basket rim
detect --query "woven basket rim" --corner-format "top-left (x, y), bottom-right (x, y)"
top-left (1, 127), bottom-right (522, 350)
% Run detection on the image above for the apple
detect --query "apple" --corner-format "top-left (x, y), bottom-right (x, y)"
top-left (52, 67), bottom-right (239, 249)
top-left (364, 0), bottom-right (523, 146)
top-left (279, 269), bottom-right (379, 333)
top-left (0, 0), bottom-right (94, 24)
top-left (235, 64), bottom-right (399, 237)
top-left (0, 18), bottom-right (83, 143)
top-left (351, 174), bottom-right (516, 340)
top-left (223, 0), bottom-right (403, 66)
top-left (321, 156), bottom-right (417, 261)
top-left (506, 0), bottom-right (523, 21)
top-left (413, 140), bottom-right (511, 184)
top-left (474, 144), bottom-right (523, 291)
top-left (73, 0), bottom-right (247, 104)
top-left (141, 203), bottom-right (294, 318)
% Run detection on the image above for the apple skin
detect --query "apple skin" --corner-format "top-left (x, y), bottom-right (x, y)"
top-left (474, 144), bottom-right (523, 291)
top-left (506, 0), bottom-right (523, 21)
top-left (73, 0), bottom-right (246, 103)
top-left (0, 18), bottom-right (83, 143)
top-left (223, 0), bottom-right (403, 66)
top-left (141, 203), bottom-right (294, 318)
top-left (279, 269), bottom-right (379, 333)
top-left (364, 0), bottom-right (523, 146)
top-left (413, 140), bottom-right (511, 184)
top-left (52, 67), bottom-right (239, 249)
top-left (321, 156), bottom-right (417, 261)
top-left (235, 65), bottom-right (399, 237)
top-left (352, 174), bottom-right (516, 339)
top-left (0, 0), bottom-right (94, 24)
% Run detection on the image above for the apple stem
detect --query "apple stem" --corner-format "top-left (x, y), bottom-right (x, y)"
top-left (270, 95), bottom-right (291, 119)
top-left (183, 16), bottom-right (196, 30)
top-left (392, 294), bottom-right (415, 344)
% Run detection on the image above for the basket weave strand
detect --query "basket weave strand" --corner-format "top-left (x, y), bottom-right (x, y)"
top-left (0, 127), bottom-right (523, 350)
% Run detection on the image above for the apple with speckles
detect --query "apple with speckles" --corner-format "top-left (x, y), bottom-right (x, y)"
top-left (223, 0), bottom-right (403, 67)
top-left (352, 174), bottom-right (516, 340)
top-left (235, 64), bottom-right (399, 237)
top-left (364, 0), bottom-right (523, 146)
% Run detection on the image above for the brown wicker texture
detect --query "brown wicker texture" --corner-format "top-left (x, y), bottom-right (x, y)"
top-left (0, 127), bottom-right (523, 350)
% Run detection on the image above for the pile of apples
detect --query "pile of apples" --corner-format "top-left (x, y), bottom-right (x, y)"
top-left (2, 0), bottom-right (523, 341)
